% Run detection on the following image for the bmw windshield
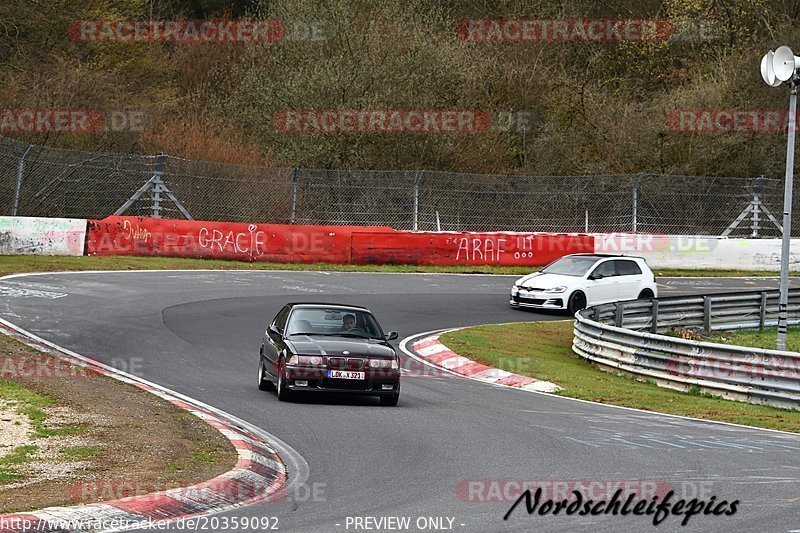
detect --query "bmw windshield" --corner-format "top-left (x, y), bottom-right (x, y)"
top-left (286, 307), bottom-right (385, 339)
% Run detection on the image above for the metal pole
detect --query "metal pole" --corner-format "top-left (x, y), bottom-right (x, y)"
top-left (12, 145), bottom-right (32, 216)
top-left (290, 168), bottom-right (299, 224)
top-left (584, 207), bottom-right (589, 233)
top-left (777, 81), bottom-right (797, 350)
top-left (151, 153), bottom-right (165, 218)
top-left (152, 178), bottom-right (161, 218)
top-left (751, 194), bottom-right (760, 238)
top-left (412, 170), bottom-right (423, 231)
top-left (632, 173), bottom-right (644, 233)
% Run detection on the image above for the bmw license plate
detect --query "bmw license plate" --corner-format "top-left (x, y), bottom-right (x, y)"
top-left (327, 370), bottom-right (365, 380)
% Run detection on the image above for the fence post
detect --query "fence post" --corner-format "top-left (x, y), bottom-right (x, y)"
top-left (651, 299), bottom-right (659, 333)
top-left (150, 153), bottom-right (165, 218)
top-left (12, 144), bottom-right (33, 216)
top-left (703, 296), bottom-right (712, 331)
top-left (413, 170), bottom-right (424, 231)
top-left (290, 167), bottom-right (299, 224)
top-left (632, 173), bottom-right (645, 233)
top-left (759, 291), bottom-right (768, 331)
top-left (615, 303), bottom-right (624, 327)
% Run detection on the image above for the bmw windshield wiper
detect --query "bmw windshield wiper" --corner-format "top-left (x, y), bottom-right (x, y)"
top-left (288, 332), bottom-right (375, 339)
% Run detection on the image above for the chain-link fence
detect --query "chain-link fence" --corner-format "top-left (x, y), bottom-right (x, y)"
top-left (2, 134), bottom-right (797, 236)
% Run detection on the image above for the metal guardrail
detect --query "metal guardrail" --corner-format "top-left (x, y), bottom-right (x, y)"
top-left (572, 289), bottom-right (800, 410)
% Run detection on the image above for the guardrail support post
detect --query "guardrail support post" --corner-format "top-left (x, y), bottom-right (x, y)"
top-left (651, 300), bottom-right (659, 333)
top-left (703, 296), bottom-right (712, 331)
top-left (759, 292), bottom-right (768, 331)
top-left (593, 307), bottom-right (600, 321)
top-left (615, 303), bottom-right (624, 327)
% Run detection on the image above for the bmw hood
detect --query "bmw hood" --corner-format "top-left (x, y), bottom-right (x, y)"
top-left (285, 337), bottom-right (396, 358)
top-left (514, 272), bottom-right (578, 290)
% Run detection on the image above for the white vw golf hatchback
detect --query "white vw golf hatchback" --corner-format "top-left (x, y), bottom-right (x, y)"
top-left (510, 254), bottom-right (658, 314)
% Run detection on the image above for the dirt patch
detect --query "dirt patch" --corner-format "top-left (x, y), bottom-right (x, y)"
top-left (0, 400), bottom-right (31, 455)
top-left (0, 333), bottom-right (237, 513)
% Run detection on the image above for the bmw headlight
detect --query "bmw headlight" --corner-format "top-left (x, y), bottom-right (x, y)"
top-left (370, 359), bottom-right (398, 369)
top-left (288, 355), bottom-right (324, 366)
top-left (544, 286), bottom-right (566, 293)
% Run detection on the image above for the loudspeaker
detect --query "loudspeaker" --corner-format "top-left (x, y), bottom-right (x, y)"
top-left (772, 45), bottom-right (800, 82)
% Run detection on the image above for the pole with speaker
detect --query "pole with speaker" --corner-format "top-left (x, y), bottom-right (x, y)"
top-left (760, 46), bottom-right (799, 350)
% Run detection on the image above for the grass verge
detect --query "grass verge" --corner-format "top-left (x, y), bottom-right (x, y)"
top-left (0, 254), bottom-right (790, 278)
top-left (0, 331), bottom-right (237, 513)
top-left (700, 327), bottom-right (800, 352)
top-left (441, 321), bottom-right (800, 433)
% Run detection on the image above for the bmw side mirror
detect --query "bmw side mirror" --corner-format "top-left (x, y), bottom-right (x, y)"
top-left (385, 331), bottom-right (398, 341)
top-left (269, 324), bottom-right (283, 336)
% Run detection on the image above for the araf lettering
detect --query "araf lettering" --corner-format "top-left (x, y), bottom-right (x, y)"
top-left (455, 237), bottom-right (507, 262)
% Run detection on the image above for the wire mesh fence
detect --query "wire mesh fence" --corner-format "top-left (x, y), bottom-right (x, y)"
top-left (1, 134), bottom-right (797, 236)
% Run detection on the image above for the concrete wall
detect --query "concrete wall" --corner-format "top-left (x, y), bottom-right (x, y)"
top-left (594, 234), bottom-right (800, 271)
top-left (0, 217), bottom-right (86, 256)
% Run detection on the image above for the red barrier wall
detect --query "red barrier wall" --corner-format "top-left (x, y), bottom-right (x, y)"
top-left (87, 217), bottom-right (595, 266)
top-left (86, 217), bottom-right (382, 264)
top-left (350, 232), bottom-right (595, 266)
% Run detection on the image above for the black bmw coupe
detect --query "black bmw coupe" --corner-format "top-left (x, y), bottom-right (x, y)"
top-left (258, 303), bottom-right (401, 406)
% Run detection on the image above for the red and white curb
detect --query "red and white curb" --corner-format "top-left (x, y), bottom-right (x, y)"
top-left (0, 319), bottom-right (288, 533)
top-left (410, 332), bottom-right (562, 393)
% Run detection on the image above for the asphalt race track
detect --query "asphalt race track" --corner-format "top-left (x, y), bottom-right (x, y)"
top-left (2, 271), bottom-right (800, 533)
